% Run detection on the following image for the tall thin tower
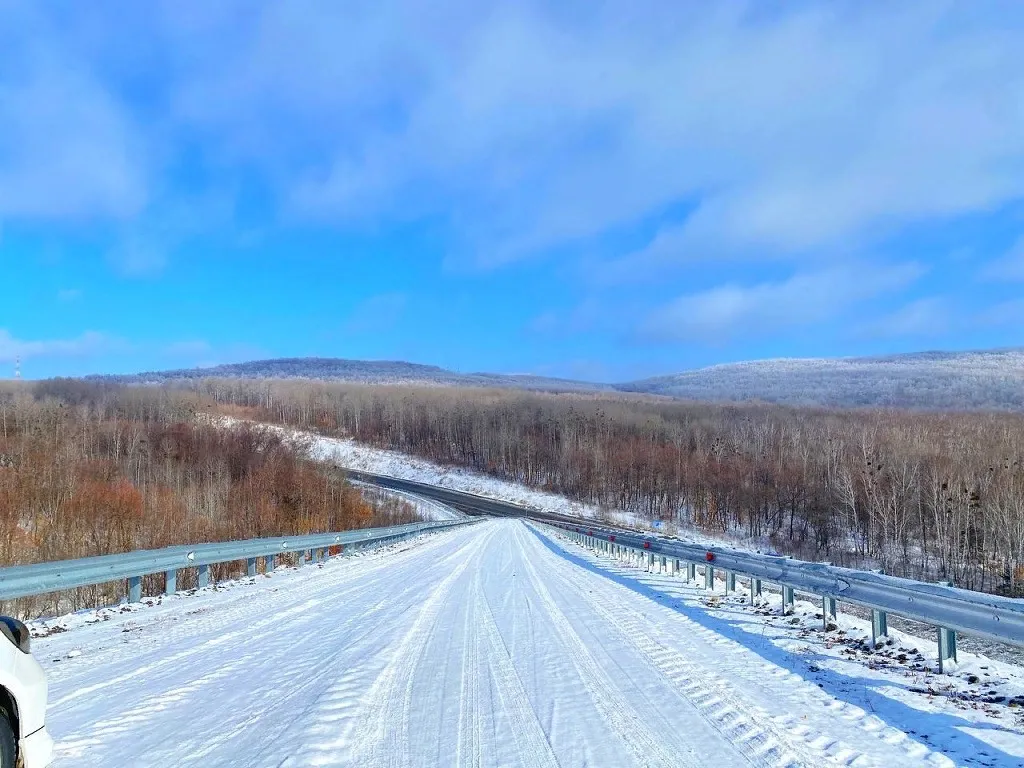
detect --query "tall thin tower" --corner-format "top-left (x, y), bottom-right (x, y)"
top-left (14, 356), bottom-right (20, 380)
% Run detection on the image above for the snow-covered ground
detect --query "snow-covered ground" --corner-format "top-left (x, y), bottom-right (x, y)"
top-left (302, 430), bottom-right (602, 519)
top-left (352, 481), bottom-right (467, 522)
top-left (544, 525), bottom-right (1024, 766)
top-left (259, 421), bottom-right (735, 548)
top-left (31, 519), bottom-right (1024, 767)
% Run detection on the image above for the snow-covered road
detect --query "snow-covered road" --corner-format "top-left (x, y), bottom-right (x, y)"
top-left (37, 519), bottom-right (961, 767)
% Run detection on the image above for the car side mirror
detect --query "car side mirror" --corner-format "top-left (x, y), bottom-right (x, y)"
top-left (0, 616), bottom-right (31, 654)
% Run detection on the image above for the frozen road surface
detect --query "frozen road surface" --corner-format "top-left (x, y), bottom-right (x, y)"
top-left (38, 519), bottom-right (956, 767)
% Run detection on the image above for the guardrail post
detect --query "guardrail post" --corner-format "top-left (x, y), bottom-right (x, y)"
top-left (822, 596), bottom-right (838, 628)
top-left (704, 564), bottom-right (714, 590)
top-left (782, 586), bottom-right (795, 614)
top-left (725, 571), bottom-right (736, 593)
top-left (298, 550), bottom-right (306, 567)
top-left (750, 578), bottom-right (762, 603)
top-left (660, 555), bottom-right (667, 574)
top-left (198, 564), bottom-right (210, 588)
top-left (687, 562), bottom-right (696, 582)
top-left (266, 554), bottom-right (275, 573)
top-left (128, 575), bottom-right (142, 603)
top-left (165, 570), bottom-right (177, 595)
top-left (938, 627), bottom-right (957, 672)
top-left (871, 610), bottom-right (888, 645)
top-left (247, 558), bottom-right (257, 577)
top-left (671, 558), bottom-right (680, 576)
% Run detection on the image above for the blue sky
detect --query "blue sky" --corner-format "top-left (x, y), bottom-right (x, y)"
top-left (2, 1), bottom-right (1024, 382)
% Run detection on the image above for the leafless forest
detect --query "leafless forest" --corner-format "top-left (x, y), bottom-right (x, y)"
top-left (193, 378), bottom-right (1024, 596)
top-left (0, 380), bottom-right (416, 614)
top-left (4, 375), bottom-right (1024, 605)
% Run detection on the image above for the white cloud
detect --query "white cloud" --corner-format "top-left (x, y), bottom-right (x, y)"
top-left (0, 6), bottom-right (147, 221)
top-left (4, 0), bottom-right (1024, 283)
top-left (976, 298), bottom-right (1024, 328)
top-left (979, 237), bottom-right (1024, 281)
top-left (151, 1), bottom-right (1024, 267)
top-left (857, 296), bottom-right (953, 339)
top-left (158, 340), bottom-right (268, 369)
top-left (639, 262), bottom-right (924, 342)
top-left (528, 299), bottom-right (605, 336)
top-left (0, 329), bottom-right (128, 364)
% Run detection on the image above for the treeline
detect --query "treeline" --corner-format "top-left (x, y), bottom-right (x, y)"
top-left (0, 380), bottom-right (416, 615)
top-left (193, 378), bottom-right (1024, 595)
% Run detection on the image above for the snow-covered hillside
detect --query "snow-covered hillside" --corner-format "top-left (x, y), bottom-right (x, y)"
top-left (288, 424), bottom-right (732, 548)
top-left (87, 347), bottom-right (1024, 410)
top-left (32, 519), bottom-right (1024, 766)
top-left (87, 357), bottom-right (611, 394)
top-left (624, 348), bottom-right (1024, 409)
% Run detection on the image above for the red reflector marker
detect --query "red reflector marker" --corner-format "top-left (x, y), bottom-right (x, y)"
top-left (609, 535), bottom-right (616, 542)
top-left (643, 541), bottom-right (651, 549)
top-left (706, 552), bottom-right (715, 562)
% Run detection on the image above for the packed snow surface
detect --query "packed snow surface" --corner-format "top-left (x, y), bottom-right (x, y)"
top-left (33, 519), bottom-right (1024, 767)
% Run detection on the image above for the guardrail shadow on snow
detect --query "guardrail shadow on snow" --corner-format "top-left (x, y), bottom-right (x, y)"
top-left (527, 525), bottom-right (1023, 768)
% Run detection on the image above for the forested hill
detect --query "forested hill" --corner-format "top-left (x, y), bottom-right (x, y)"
top-left (622, 349), bottom-right (1024, 410)
top-left (87, 348), bottom-right (1024, 410)
top-left (88, 358), bottom-right (613, 394)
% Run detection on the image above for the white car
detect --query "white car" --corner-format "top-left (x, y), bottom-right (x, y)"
top-left (0, 617), bottom-right (52, 767)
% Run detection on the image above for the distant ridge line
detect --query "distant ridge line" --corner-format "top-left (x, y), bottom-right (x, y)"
top-left (83, 348), bottom-right (1024, 411)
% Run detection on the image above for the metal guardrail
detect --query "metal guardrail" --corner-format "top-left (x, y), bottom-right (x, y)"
top-left (0, 518), bottom-right (474, 603)
top-left (345, 471), bottom-right (1024, 669)
top-left (544, 520), bottom-right (1024, 672)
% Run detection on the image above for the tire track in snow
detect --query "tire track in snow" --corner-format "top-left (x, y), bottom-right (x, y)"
top-left (276, 523), bottom-right (499, 767)
top-left (47, 525), bottom-right (490, 767)
top-left (456, 568), bottom-right (484, 768)
top-left (48, 529), bottom-right (469, 714)
top-left (342, 523), bottom-right (500, 767)
top-left (536, 524), bottom-right (954, 768)
top-left (511, 522), bottom-right (708, 767)
top-left (472, 561), bottom-right (559, 768)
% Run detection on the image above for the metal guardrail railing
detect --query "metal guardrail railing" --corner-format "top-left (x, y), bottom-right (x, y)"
top-left (344, 470), bottom-right (1024, 672)
top-left (0, 518), bottom-right (474, 603)
top-left (542, 521), bottom-right (1024, 673)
